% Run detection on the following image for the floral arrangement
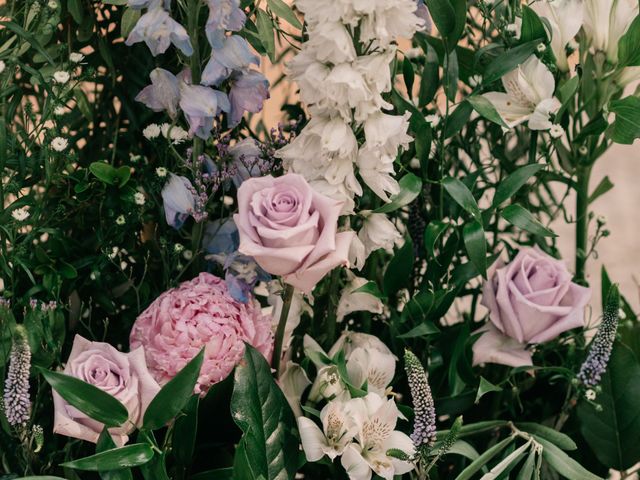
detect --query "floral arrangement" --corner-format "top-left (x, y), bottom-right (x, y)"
top-left (2, 0), bottom-right (640, 478)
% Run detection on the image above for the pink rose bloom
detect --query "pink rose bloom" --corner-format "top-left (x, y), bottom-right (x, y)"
top-left (130, 272), bottom-right (273, 394)
top-left (234, 173), bottom-right (354, 293)
top-left (473, 247), bottom-right (591, 367)
top-left (53, 335), bottom-right (160, 446)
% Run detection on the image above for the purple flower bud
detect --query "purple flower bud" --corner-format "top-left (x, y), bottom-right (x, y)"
top-left (404, 349), bottom-right (436, 449)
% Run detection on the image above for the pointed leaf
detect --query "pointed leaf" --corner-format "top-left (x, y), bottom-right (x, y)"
top-left (501, 204), bottom-right (556, 237)
top-left (463, 221), bottom-right (487, 279)
top-left (442, 177), bottom-right (482, 222)
top-left (492, 164), bottom-right (544, 207)
top-left (373, 173), bottom-right (422, 213)
top-left (536, 436), bottom-right (602, 480)
top-left (60, 444), bottom-right (154, 471)
top-left (267, 0), bottom-right (302, 29)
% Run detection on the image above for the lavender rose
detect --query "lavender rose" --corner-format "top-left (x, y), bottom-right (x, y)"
top-left (473, 247), bottom-right (591, 367)
top-left (234, 173), bottom-right (354, 293)
top-left (53, 335), bottom-right (160, 446)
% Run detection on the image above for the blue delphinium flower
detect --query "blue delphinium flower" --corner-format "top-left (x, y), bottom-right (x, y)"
top-left (228, 70), bottom-right (270, 126)
top-left (126, 7), bottom-right (193, 56)
top-left (205, 0), bottom-right (246, 49)
top-left (179, 84), bottom-right (230, 139)
top-left (228, 137), bottom-right (263, 187)
top-left (135, 68), bottom-right (181, 119)
top-left (201, 35), bottom-right (259, 87)
top-left (161, 174), bottom-right (196, 229)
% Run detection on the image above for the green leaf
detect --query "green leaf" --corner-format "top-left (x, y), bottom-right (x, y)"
top-left (383, 238), bottom-right (414, 296)
top-left (398, 322), bottom-right (440, 339)
top-left (467, 95), bottom-right (508, 127)
top-left (515, 449), bottom-right (537, 480)
top-left (492, 164), bottom-right (544, 207)
top-left (16, 477), bottom-right (69, 479)
top-left (401, 291), bottom-right (435, 324)
top-left (463, 221), bottom-right (487, 279)
top-left (190, 468), bottom-right (234, 480)
top-left (556, 75), bottom-right (580, 118)
top-left (501, 204), bottom-right (556, 237)
top-left (102, 0), bottom-right (128, 4)
top-left (267, 0), bottom-right (302, 29)
top-left (424, 0), bottom-right (456, 40)
top-left (143, 349), bottom-right (204, 430)
top-left (475, 376), bottom-right (502, 404)
top-left (424, 220), bottom-right (449, 258)
top-left (519, 6), bottom-right (547, 44)
top-left (256, 9), bottom-right (275, 63)
top-left (74, 87), bottom-right (94, 123)
top-left (588, 176), bottom-right (614, 204)
top-left (90, 162), bottom-right (117, 185)
top-left (121, 8), bottom-right (141, 38)
top-left (373, 173), bottom-right (422, 213)
top-left (483, 41), bottom-right (540, 84)
top-left (39, 368), bottom-right (129, 427)
top-left (0, 21), bottom-right (55, 64)
top-left (515, 423), bottom-right (576, 451)
top-left (444, 100), bottom-right (472, 138)
top-left (606, 96), bottom-right (640, 145)
top-left (577, 342), bottom-right (640, 470)
top-left (173, 394), bottom-right (199, 466)
top-left (352, 281), bottom-right (385, 299)
top-left (454, 436), bottom-right (515, 480)
top-left (97, 429), bottom-right (133, 480)
top-left (444, 49), bottom-right (459, 101)
top-left (68, 0), bottom-right (84, 24)
top-left (618, 16), bottom-right (640, 67)
top-left (403, 57), bottom-right (415, 96)
top-left (61, 444), bottom-right (154, 471)
top-left (114, 166), bottom-right (131, 187)
top-left (480, 439), bottom-right (532, 479)
top-left (231, 345), bottom-right (298, 480)
top-left (418, 43), bottom-right (440, 106)
top-left (442, 177), bottom-right (482, 223)
top-left (536, 436), bottom-right (602, 480)
top-left (573, 114), bottom-right (608, 144)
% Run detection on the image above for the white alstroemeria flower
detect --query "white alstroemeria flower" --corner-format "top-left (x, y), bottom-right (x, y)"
top-left (329, 331), bottom-right (397, 359)
top-left (304, 335), bottom-right (350, 402)
top-left (279, 361), bottom-right (312, 417)
top-left (346, 347), bottom-right (395, 395)
top-left (531, 0), bottom-right (583, 71)
top-left (298, 400), bottom-right (358, 462)
top-left (583, 0), bottom-right (638, 63)
top-left (482, 55), bottom-right (560, 130)
top-left (341, 393), bottom-right (415, 480)
top-left (616, 66), bottom-right (640, 87)
top-left (358, 212), bottom-right (402, 256)
top-left (337, 272), bottom-right (384, 323)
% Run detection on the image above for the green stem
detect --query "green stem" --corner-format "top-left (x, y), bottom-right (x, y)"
top-left (574, 165), bottom-right (592, 286)
top-left (272, 284), bottom-right (295, 378)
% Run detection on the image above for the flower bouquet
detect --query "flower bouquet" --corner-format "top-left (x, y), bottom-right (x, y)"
top-left (1, 0), bottom-right (640, 478)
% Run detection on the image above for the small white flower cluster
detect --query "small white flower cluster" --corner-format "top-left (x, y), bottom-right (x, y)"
top-left (143, 123), bottom-right (189, 144)
top-left (286, 332), bottom-right (415, 479)
top-left (276, 0), bottom-right (424, 269)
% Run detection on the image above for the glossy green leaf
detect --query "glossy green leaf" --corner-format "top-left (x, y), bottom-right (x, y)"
top-left (121, 8), bottom-right (141, 38)
top-left (0, 21), bottom-right (55, 64)
top-left (173, 394), bottom-right (199, 466)
top-left (231, 345), bottom-right (298, 480)
top-left (556, 75), bottom-right (580, 118)
top-left (352, 281), bottom-right (385, 299)
top-left (256, 9), bottom-right (275, 63)
top-left (483, 41), bottom-right (539, 84)
top-left (68, 0), bottom-right (84, 24)
top-left (536, 436), bottom-right (602, 480)
top-left (373, 173), bottom-right (422, 213)
top-left (39, 368), bottom-right (129, 427)
top-left (143, 349), bottom-right (204, 430)
top-left (475, 376), bottom-right (502, 404)
top-left (515, 423), bottom-right (576, 451)
top-left (424, 220), bottom-right (449, 257)
top-left (383, 238), bottom-right (414, 296)
top-left (90, 162), bottom-right (117, 185)
top-left (588, 175), bottom-right (614, 204)
top-left (445, 99), bottom-right (472, 138)
top-left (480, 439), bottom-right (532, 479)
top-left (501, 204), bottom-right (556, 237)
top-left (515, 449), bottom-right (537, 480)
top-left (418, 42), bottom-right (440, 106)
top-left (424, 0), bottom-right (456, 39)
top-left (463, 221), bottom-right (487, 279)
top-left (398, 321), bottom-right (440, 339)
top-left (74, 87), bottom-right (94, 123)
top-left (16, 477), bottom-right (68, 479)
top-left (442, 177), bottom-right (482, 222)
top-left (577, 342), bottom-right (640, 470)
top-left (61, 444), bottom-right (154, 471)
top-left (467, 95), bottom-right (508, 127)
top-left (97, 429), bottom-right (133, 480)
top-left (519, 6), bottom-right (547, 43)
top-left (618, 16), bottom-right (640, 67)
top-left (444, 49), bottom-right (459, 102)
top-left (403, 57), bottom-right (415, 97)
top-left (492, 164), bottom-right (544, 207)
top-left (454, 436), bottom-right (515, 480)
top-left (267, 0), bottom-right (302, 29)
top-left (606, 96), bottom-right (640, 145)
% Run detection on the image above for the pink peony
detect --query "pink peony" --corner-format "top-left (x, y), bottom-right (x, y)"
top-left (234, 173), bottom-right (354, 293)
top-left (473, 247), bottom-right (591, 367)
top-left (130, 272), bottom-right (273, 394)
top-left (53, 335), bottom-right (160, 446)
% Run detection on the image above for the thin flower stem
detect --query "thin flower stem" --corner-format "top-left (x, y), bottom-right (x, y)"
top-left (272, 284), bottom-right (295, 378)
top-left (574, 164), bottom-right (592, 286)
